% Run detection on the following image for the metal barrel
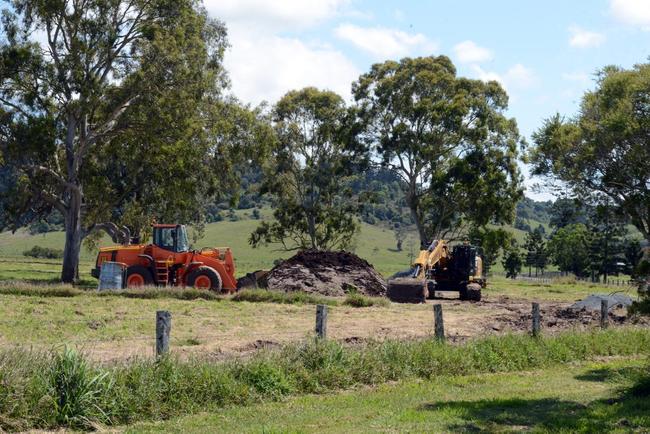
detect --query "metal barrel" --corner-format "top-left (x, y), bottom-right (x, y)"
top-left (98, 262), bottom-right (127, 291)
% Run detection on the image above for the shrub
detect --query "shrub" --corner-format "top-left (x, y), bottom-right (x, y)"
top-left (232, 289), bottom-right (337, 306)
top-left (45, 348), bottom-right (112, 429)
top-left (0, 328), bottom-right (649, 430)
top-left (22, 246), bottom-right (64, 259)
top-left (343, 293), bottom-right (389, 308)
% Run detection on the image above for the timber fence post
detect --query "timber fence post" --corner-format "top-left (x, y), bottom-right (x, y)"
top-left (434, 304), bottom-right (445, 341)
top-left (156, 310), bottom-right (171, 357)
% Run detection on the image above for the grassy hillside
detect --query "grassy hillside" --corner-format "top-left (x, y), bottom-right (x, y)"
top-left (0, 210), bottom-right (423, 277)
top-left (0, 206), bottom-right (555, 279)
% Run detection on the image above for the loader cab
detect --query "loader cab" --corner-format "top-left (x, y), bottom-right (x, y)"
top-left (152, 224), bottom-right (190, 253)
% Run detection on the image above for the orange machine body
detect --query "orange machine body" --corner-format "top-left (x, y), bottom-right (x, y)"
top-left (91, 224), bottom-right (237, 292)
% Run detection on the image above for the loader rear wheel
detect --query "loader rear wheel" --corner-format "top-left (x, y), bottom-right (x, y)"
top-left (126, 266), bottom-right (154, 288)
top-left (186, 266), bottom-right (223, 292)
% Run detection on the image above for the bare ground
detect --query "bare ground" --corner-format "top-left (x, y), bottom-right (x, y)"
top-left (11, 292), bottom-right (643, 364)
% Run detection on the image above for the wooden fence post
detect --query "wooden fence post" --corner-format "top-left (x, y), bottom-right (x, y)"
top-left (600, 299), bottom-right (609, 329)
top-left (315, 304), bottom-right (328, 339)
top-left (433, 304), bottom-right (445, 341)
top-left (531, 302), bottom-right (540, 337)
top-left (156, 310), bottom-right (171, 357)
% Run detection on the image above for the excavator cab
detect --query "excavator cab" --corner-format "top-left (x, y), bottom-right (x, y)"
top-left (152, 224), bottom-right (190, 253)
top-left (387, 240), bottom-right (485, 303)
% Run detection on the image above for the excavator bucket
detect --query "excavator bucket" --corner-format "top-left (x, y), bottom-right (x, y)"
top-left (387, 278), bottom-right (428, 303)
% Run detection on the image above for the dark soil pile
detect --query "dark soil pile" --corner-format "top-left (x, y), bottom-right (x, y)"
top-left (265, 250), bottom-right (387, 297)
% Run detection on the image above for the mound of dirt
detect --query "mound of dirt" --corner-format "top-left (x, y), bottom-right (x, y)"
top-left (265, 250), bottom-right (387, 297)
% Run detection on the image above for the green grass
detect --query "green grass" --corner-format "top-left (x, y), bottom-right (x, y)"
top-left (129, 357), bottom-right (650, 433)
top-left (342, 293), bottom-right (390, 308)
top-left (231, 288), bottom-right (338, 306)
top-left (485, 275), bottom-right (639, 302)
top-left (0, 211), bottom-right (421, 277)
top-left (1, 328), bottom-right (648, 431)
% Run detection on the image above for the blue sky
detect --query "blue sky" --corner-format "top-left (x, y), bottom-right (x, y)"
top-left (203, 0), bottom-right (650, 199)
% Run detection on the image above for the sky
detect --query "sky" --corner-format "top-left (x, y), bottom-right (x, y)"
top-left (202, 0), bottom-right (650, 200)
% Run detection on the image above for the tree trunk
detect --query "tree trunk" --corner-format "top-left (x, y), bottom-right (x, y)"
top-left (61, 193), bottom-right (83, 283)
top-left (396, 239), bottom-right (402, 252)
top-left (408, 202), bottom-right (427, 248)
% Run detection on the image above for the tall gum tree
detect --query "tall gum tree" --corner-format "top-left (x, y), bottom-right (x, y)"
top-left (249, 87), bottom-right (366, 251)
top-left (531, 63), bottom-right (650, 245)
top-left (353, 56), bottom-right (523, 246)
top-left (0, 0), bottom-right (249, 282)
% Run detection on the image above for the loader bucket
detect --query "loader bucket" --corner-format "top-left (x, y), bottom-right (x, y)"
top-left (387, 278), bottom-right (428, 303)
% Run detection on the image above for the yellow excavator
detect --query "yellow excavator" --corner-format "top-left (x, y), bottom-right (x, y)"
top-left (387, 240), bottom-right (485, 303)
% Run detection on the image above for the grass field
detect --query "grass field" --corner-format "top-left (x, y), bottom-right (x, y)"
top-left (127, 357), bottom-right (650, 433)
top-left (0, 210), bottom-right (424, 279)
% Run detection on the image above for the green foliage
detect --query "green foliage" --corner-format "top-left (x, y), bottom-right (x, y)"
top-left (502, 248), bottom-right (523, 279)
top-left (549, 198), bottom-right (588, 229)
top-left (250, 87), bottom-right (364, 251)
top-left (531, 63), bottom-right (650, 244)
top-left (231, 289), bottom-right (338, 306)
top-left (0, 0), bottom-right (263, 282)
top-left (523, 228), bottom-right (548, 276)
top-left (469, 227), bottom-right (514, 273)
top-left (353, 56), bottom-right (523, 244)
top-left (45, 348), bottom-right (111, 429)
top-left (516, 197), bottom-right (553, 224)
top-left (0, 329), bottom-right (649, 430)
top-left (342, 293), bottom-right (389, 308)
top-left (22, 245), bottom-right (63, 259)
top-left (547, 224), bottom-right (592, 277)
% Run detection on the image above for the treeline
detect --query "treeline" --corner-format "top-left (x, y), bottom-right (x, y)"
top-left (1, 0), bottom-right (648, 291)
top-left (504, 202), bottom-right (644, 281)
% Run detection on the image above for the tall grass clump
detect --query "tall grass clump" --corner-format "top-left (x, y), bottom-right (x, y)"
top-left (343, 293), bottom-right (389, 308)
top-left (45, 348), bottom-right (112, 429)
top-left (0, 328), bottom-right (649, 430)
top-left (232, 288), bottom-right (337, 306)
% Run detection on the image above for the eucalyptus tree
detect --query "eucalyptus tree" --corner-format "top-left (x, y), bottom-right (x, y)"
top-left (531, 63), bottom-right (650, 244)
top-left (353, 56), bottom-right (523, 246)
top-left (250, 87), bottom-right (365, 251)
top-left (0, 0), bottom-right (260, 281)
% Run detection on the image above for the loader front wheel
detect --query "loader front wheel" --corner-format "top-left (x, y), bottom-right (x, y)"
top-left (126, 266), bottom-right (154, 288)
top-left (187, 266), bottom-right (223, 292)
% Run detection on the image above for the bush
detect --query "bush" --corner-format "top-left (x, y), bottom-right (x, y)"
top-left (0, 328), bottom-right (649, 430)
top-left (22, 246), bottom-right (64, 259)
top-left (343, 293), bottom-right (389, 308)
top-left (232, 289), bottom-right (337, 306)
top-left (45, 348), bottom-right (112, 429)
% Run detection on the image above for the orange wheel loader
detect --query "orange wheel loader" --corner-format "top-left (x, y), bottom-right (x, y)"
top-left (91, 224), bottom-right (237, 292)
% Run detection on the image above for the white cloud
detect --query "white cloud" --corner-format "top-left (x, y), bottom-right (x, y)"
top-left (610, 0), bottom-right (650, 30)
top-left (505, 64), bottom-right (537, 89)
top-left (470, 65), bottom-right (502, 83)
top-left (334, 24), bottom-right (438, 58)
top-left (203, 1), bottom-right (361, 105)
top-left (470, 63), bottom-right (537, 92)
top-left (568, 25), bottom-right (606, 48)
top-left (453, 40), bottom-right (493, 63)
top-left (203, 0), bottom-right (349, 30)
top-left (223, 27), bottom-right (359, 104)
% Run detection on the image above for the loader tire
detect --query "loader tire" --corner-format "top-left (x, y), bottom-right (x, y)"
top-left (186, 266), bottom-right (223, 292)
top-left (126, 266), bottom-right (154, 288)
